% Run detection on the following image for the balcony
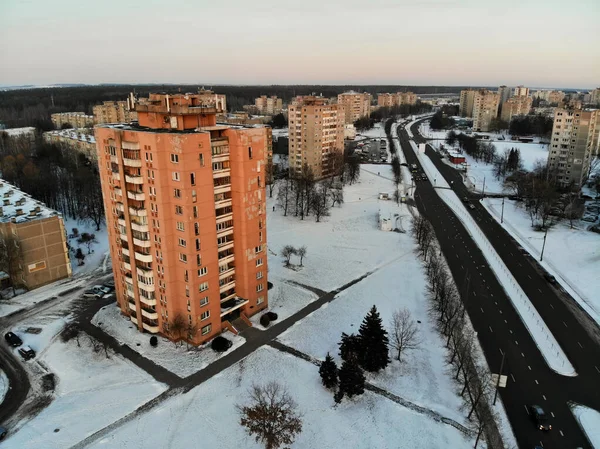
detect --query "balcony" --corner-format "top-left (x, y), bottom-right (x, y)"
top-left (128, 301), bottom-right (137, 312)
top-left (134, 251), bottom-right (152, 263)
top-left (116, 202), bottom-right (125, 212)
top-left (213, 168), bottom-right (231, 179)
top-left (219, 267), bottom-right (235, 280)
top-left (125, 275), bottom-right (133, 285)
top-left (215, 198), bottom-right (232, 209)
top-left (129, 206), bottom-right (147, 217)
top-left (138, 282), bottom-right (155, 293)
top-left (130, 316), bottom-right (139, 326)
top-left (214, 183), bottom-right (231, 195)
top-left (219, 280), bottom-right (236, 294)
top-left (112, 172), bottom-right (121, 181)
top-left (142, 322), bottom-right (159, 333)
top-left (131, 221), bottom-right (149, 232)
top-left (123, 157), bottom-right (142, 168)
top-left (141, 308), bottom-right (158, 320)
top-left (217, 226), bottom-right (234, 238)
top-left (122, 247), bottom-right (130, 257)
top-left (118, 217), bottom-right (126, 227)
top-left (133, 237), bottom-right (151, 248)
top-left (125, 174), bottom-right (143, 184)
top-left (127, 190), bottom-right (145, 201)
top-left (114, 188), bottom-right (123, 197)
top-left (139, 296), bottom-right (157, 307)
top-left (120, 232), bottom-right (128, 242)
top-left (218, 253), bottom-right (234, 265)
top-left (123, 261), bottom-right (132, 271)
top-left (220, 290), bottom-right (237, 303)
top-left (220, 297), bottom-right (249, 318)
top-left (212, 152), bottom-right (230, 163)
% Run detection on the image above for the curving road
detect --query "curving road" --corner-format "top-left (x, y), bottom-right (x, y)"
top-left (398, 120), bottom-right (599, 449)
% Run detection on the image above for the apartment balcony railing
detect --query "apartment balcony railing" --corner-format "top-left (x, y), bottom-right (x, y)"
top-left (220, 291), bottom-right (237, 303)
top-left (112, 172), bottom-right (121, 181)
top-left (128, 301), bottom-right (137, 312)
top-left (117, 217), bottom-right (126, 227)
top-left (114, 188), bottom-right (123, 197)
top-left (124, 275), bottom-right (133, 285)
top-left (141, 307), bottom-right (158, 320)
top-left (216, 226), bottom-right (234, 238)
top-left (219, 280), bottom-right (236, 294)
top-left (125, 174), bottom-right (143, 184)
top-left (131, 221), bottom-right (149, 232)
top-left (128, 206), bottom-right (147, 217)
top-left (214, 198), bottom-right (232, 209)
top-left (123, 261), bottom-right (132, 271)
top-left (216, 212), bottom-right (233, 224)
top-left (127, 190), bottom-right (145, 201)
top-left (133, 236), bottom-right (151, 248)
top-left (218, 267), bottom-right (235, 280)
top-left (211, 152), bottom-right (230, 163)
top-left (212, 168), bottom-right (231, 179)
top-left (119, 232), bottom-right (128, 242)
top-left (138, 282), bottom-right (155, 293)
top-left (220, 297), bottom-right (249, 318)
top-left (123, 158), bottom-right (142, 168)
top-left (142, 322), bottom-right (159, 333)
top-left (130, 316), bottom-right (139, 326)
top-left (134, 251), bottom-right (152, 263)
top-left (139, 296), bottom-right (157, 307)
top-left (116, 202), bottom-right (125, 212)
top-left (214, 183), bottom-right (231, 195)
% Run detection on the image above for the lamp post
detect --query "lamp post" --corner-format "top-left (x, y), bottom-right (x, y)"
top-left (501, 197), bottom-right (505, 224)
top-left (481, 176), bottom-right (486, 199)
top-left (540, 227), bottom-right (548, 262)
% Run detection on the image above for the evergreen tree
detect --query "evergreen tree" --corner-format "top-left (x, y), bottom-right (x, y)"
top-left (358, 305), bottom-right (390, 372)
top-left (319, 353), bottom-right (339, 389)
top-left (339, 332), bottom-right (362, 362)
top-left (337, 358), bottom-right (366, 401)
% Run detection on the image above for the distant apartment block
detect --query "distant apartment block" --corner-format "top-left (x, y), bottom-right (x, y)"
top-left (255, 96), bottom-right (283, 115)
top-left (472, 90), bottom-right (500, 132)
top-left (591, 88), bottom-right (600, 106)
top-left (377, 92), bottom-right (417, 108)
top-left (51, 112), bottom-right (94, 129)
top-left (0, 180), bottom-right (71, 290)
top-left (197, 89), bottom-right (227, 112)
top-left (500, 96), bottom-right (533, 122)
top-left (338, 91), bottom-right (372, 124)
top-left (497, 85), bottom-right (512, 108)
top-left (513, 86), bottom-right (530, 97)
top-left (94, 93), bottom-right (269, 345)
top-left (547, 108), bottom-right (600, 188)
top-left (218, 112), bottom-right (271, 126)
top-left (459, 89), bottom-right (477, 117)
top-left (288, 96), bottom-right (344, 179)
top-left (93, 95), bottom-right (138, 124)
top-left (43, 129), bottom-right (97, 161)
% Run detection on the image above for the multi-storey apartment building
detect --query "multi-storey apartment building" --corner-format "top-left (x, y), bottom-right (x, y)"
top-left (500, 95), bottom-right (533, 122)
top-left (337, 91), bottom-right (372, 124)
top-left (93, 95), bottom-right (138, 124)
top-left (197, 89), bottom-right (227, 113)
top-left (497, 85), bottom-right (512, 107)
top-left (591, 88), bottom-right (600, 106)
top-left (288, 96), bottom-right (344, 179)
top-left (254, 96), bottom-right (283, 115)
top-left (51, 112), bottom-right (94, 129)
top-left (547, 108), bottom-right (600, 188)
top-left (513, 86), bottom-right (530, 97)
top-left (43, 129), bottom-right (97, 161)
top-left (95, 93), bottom-right (269, 345)
top-left (459, 89), bottom-right (477, 117)
top-left (0, 180), bottom-right (71, 290)
top-left (472, 90), bottom-right (500, 132)
top-left (377, 92), bottom-right (417, 108)
top-left (547, 90), bottom-right (565, 105)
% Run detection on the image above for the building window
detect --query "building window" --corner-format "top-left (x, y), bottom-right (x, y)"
top-left (201, 324), bottom-right (212, 335)
top-left (178, 238), bottom-right (186, 247)
top-left (170, 154), bottom-right (179, 163)
top-left (199, 281), bottom-right (208, 292)
top-left (196, 254), bottom-right (202, 266)
top-left (176, 221), bottom-right (185, 231)
top-left (259, 231), bottom-right (263, 243)
top-left (257, 283), bottom-right (264, 292)
top-left (199, 154), bottom-right (205, 167)
top-left (172, 172), bottom-right (180, 181)
top-left (184, 269), bottom-right (189, 282)
top-left (256, 258), bottom-right (263, 267)
top-left (201, 310), bottom-right (210, 321)
top-left (257, 296), bottom-right (264, 305)
top-left (248, 146), bottom-right (253, 159)
top-left (190, 173), bottom-right (196, 186)
top-left (185, 286), bottom-right (190, 298)
top-left (179, 253), bottom-right (187, 263)
top-left (198, 267), bottom-right (207, 277)
top-left (256, 271), bottom-right (263, 279)
top-left (257, 176), bottom-right (261, 187)
top-left (193, 206), bottom-right (198, 218)
top-left (255, 245), bottom-right (263, 253)
top-left (28, 261), bottom-right (47, 272)
top-left (174, 188), bottom-right (181, 198)
top-left (175, 205), bottom-right (183, 215)
top-left (200, 296), bottom-right (209, 307)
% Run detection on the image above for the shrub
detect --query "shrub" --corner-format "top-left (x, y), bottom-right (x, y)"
top-left (149, 336), bottom-right (158, 347)
top-left (211, 336), bottom-right (232, 352)
top-left (267, 281), bottom-right (274, 290)
top-left (267, 311), bottom-right (278, 321)
top-left (260, 314), bottom-right (271, 327)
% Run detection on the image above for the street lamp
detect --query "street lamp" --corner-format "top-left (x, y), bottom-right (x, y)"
top-left (540, 227), bottom-right (549, 262)
top-left (501, 197), bottom-right (505, 224)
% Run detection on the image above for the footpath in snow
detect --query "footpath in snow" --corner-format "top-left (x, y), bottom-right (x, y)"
top-left (410, 132), bottom-right (576, 377)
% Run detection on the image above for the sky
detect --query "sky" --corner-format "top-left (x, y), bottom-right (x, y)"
top-left (0, 0), bottom-right (599, 89)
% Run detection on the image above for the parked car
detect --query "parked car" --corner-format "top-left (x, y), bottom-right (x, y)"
top-left (18, 345), bottom-right (36, 360)
top-left (93, 285), bottom-right (111, 295)
top-left (528, 405), bottom-right (551, 431)
top-left (0, 426), bottom-right (7, 440)
top-left (544, 273), bottom-right (557, 284)
top-left (82, 286), bottom-right (107, 298)
top-left (4, 331), bottom-right (23, 347)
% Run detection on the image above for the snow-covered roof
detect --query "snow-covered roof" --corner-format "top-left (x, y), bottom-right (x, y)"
top-left (44, 129), bottom-right (96, 144)
top-left (0, 179), bottom-right (59, 224)
top-left (1, 127), bottom-right (36, 137)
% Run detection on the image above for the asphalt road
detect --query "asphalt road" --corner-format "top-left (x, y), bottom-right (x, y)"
top-left (398, 122), bottom-right (598, 449)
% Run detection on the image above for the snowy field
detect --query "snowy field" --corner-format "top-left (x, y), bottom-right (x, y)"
top-left (249, 282), bottom-right (318, 330)
top-left (63, 217), bottom-right (110, 276)
top-left (92, 304), bottom-right (245, 378)
top-left (279, 256), bottom-right (467, 424)
top-left (6, 340), bottom-right (166, 449)
top-left (355, 122), bottom-right (386, 140)
top-left (571, 405), bottom-right (600, 448)
top-left (88, 347), bottom-right (473, 449)
top-left (0, 369), bottom-right (8, 404)
top-left (484, 197), bottom-right (600, 326)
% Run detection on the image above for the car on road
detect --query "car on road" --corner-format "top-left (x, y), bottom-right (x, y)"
top-left (82, 289), bottom-right (103, 298)
top-left (544, 273), bottom-right (557, 284)
top-left (528, 404), bottom-right (551, 431)
top-left (18, 345), bottom-right (36, 360)
top-left (4, 331), bottom-right (23, 347)
top-left (468, 204), bottom-right (475, 210)
top-left (0, 426), bottom-right (7, 441)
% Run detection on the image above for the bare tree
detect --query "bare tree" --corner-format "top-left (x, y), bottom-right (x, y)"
top-left (168, 314), bottom-right (187, 347)
top-left (276, 177), bottom-right (291, 216)
top-left (186, 321), bottom-right (198, 350)
top-left (311, 187), bottom-right (330, 222)
top-left (0, 232), bottom-right (23, 295)
top-left (389, 308), bottom-right (421, 362)
top-left (77, 232), bottom-right (98, 254)
top-left (237, 382), bottom-right (303, 449)
top-left (296, 246), bottom-right (307, 266)
top-left (330, 185), bottom-right (344, 207)
top-left (61, 321), bottom-right (82, 347)
top-left (281, 245), bottom-right (296, 267)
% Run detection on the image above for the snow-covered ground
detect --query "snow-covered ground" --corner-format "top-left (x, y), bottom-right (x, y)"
top-left (6, 339), bottom-right (166, 449)
top-left (484, 197), bottom-right (600, 326)
top-left (92, 304), bottom-right (244, 378)
top-left (571, 404), bottom-right (600, 448)
top-left (249, 283), bottom-right (318, 330)
top-left (355, 122), bottom-right (386, 140)
top-left (0, 369), bottom-right (8, 404)
top-left (88, 347), bottom-right (473, 449)
top-left (63, 217), bottom-right (110, 276)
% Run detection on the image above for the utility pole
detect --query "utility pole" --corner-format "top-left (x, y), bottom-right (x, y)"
top-left (501, 197), bottom-right (505, 224)
top-left (481, 176), bottom-right (486, 199)
top-left (540, 227), bottom-right (548, 262)
top-left (493, 350), bottom-right (505, 405)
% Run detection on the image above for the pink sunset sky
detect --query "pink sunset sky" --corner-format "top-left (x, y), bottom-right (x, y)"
top-left (1, 0), bottom-right (598, 88)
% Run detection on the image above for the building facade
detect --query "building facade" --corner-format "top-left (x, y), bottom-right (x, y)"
top-left (288, 96), bottom-right (344, 179)
top-left (93, 95), bottom-right (138, 124)
top-left (547, 108), bottom-right (600, 188)
top-left (95, 93), bottom-right (269, 345)
top-left (497, 85), bottom-right (512, 107)
top-left (254, 96), bottom-right (283, 115)
top-left (197, 89), bottom-right (227, 112)
top-left (337, 91), bottom-right (372, 124)
top-left (591, 88), bottom-right (600, 106)
top-left (51, 112), bottom-right (94, 129)
top-left (43, 129), bottom-right (97, 161)
top-left (513, 86), bottom-right (530, 97)
top-left (547, 90), bottom-right (565, 105)
top-left (0, 180), bottom-right (71, 290)
top-left (459, 89), bottom-right (477, 117)
top-left (500, 96), bottom-right (533, 122)
top-left (472, 90), bottom-right (500, 132)
top-left (377, 92), bottom-right (417, 108)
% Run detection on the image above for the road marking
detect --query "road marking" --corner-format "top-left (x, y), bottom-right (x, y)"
top-left (499, 348), bottom-right (504, 355)
top-left (549, 303), bottom-right (554, 309)
top-left (559, 430), bottom-right (564, 437)
top-left (495, 301), bottom-right (498, 305)
top-left (521, 352), bottom-right (525, 357)
top-left (551, 412), bottom-right (555, 418)
top-left (504, 319), bottom-right (507, 324)
top-left (528, 275), bottom-right (532, 279)
top-left (542, 394), bottom-right (546, 400)
top-left (595, 366), bottom-right (600, 374)
top-left (528, 365), bottom-right (532, 370)
top-left (473, 291), bottom-right (477, 297)
top-left (563, 321), bottom-right (568, 328)
top-left (489, 326), bottom-right (493, 333)
top-left (578, 342), bottom-right (583, 348)
top-left (481, 307), bottom-right (484, 313)
top-left (510, 373), bottom-right (515, 383)
top-left (535, 379), bottom-right (538, 384)
top-left (524, 405), bottom-right (530, 414)
top-left (509, 329), bottom-right (513, 334)
top-left (538, 288), bottom-right (543, 293)
top-left (490, 293), bottom-right (494, 297)
top-left (499, 310), bottom-right (502, 314)
top-left (515, 340), bottom-right (519, 346)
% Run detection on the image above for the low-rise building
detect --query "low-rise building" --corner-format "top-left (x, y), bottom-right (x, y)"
top-left (51, 112), bottom-right (94, 129)
top-left (377, 92), bottom-right (417, 108)
top-left (0, 179), bottom-right (71, 290)
top-left (500, 96), bottom-right (533, 122)
top-left (43, 129), bottom-right (97, 161)
top-left (254, 96), bottom-right (283, 115)
top-left (338, 91), bottom-right (372, 124)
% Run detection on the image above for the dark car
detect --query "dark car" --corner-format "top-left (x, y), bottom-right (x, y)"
top-left (18, 345), bottom-right (36, 361)
top-left (529, 405), bottom-right (551, 431)
top-left (4, 331), bottom-right (23, 347)
top-left (0, 426), bottom-right (7, 440)
top-left (544, 273), bottom-right (557, 284)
